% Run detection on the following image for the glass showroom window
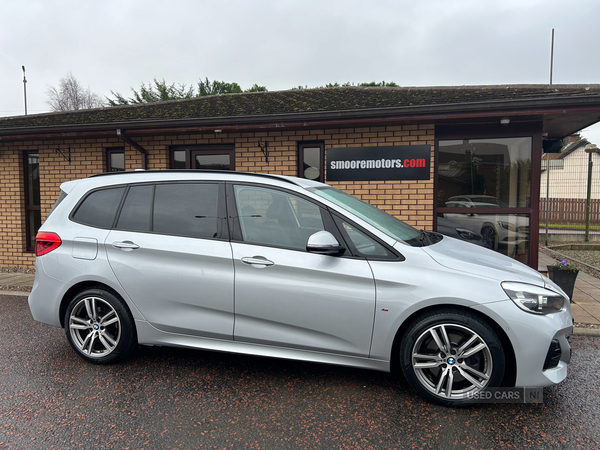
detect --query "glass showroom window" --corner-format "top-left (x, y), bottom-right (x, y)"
top-left (298, 142), bottom-right (324, 182)
top-left (436, 137), bottom-right (532, 264)
top-left (437, 137), bottom-right (532, 208)
top-left (24, 151), bottom-right (41, 251)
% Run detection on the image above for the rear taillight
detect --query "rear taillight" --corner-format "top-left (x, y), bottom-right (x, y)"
top-left (35, 232), bottom-right (62, 256)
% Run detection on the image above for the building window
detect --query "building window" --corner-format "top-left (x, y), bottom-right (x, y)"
top-left (24, 151), bottom-right (41, 252)
top-left (171, 145), bottom-right (235, 170)
top-left (437, 137), bottom-right (532, 208)
top-left (107, 147), bottom-right (125, 172)
top-left (436, 137), bottom-right (533, 264)
top-left (298, 142), bottom-right (324, 182)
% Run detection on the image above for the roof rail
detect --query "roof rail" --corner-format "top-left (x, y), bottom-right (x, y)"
top-left (89, 169), bottom-right (301, 185)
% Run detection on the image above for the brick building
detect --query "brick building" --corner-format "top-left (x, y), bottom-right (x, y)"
top-left (2, 85), bottom-right (600, 270)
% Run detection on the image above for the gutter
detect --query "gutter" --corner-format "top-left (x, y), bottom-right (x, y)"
top-left (117, 129), bottom-right (147, 169)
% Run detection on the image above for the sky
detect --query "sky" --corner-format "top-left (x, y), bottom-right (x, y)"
top-left (2, 0), bottom-right (600, 143)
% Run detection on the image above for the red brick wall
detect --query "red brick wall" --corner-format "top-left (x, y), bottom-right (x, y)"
top-left (0, 123), bottom-right (435, 268)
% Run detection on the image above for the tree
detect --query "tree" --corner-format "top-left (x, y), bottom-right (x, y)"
top-left (108, 78), bottom-right (268, 106)
top-left (292, 81), bottom-right (398, 89)
top-left (197, 78), bottom-right (243, 96)
top-left (245, 84), bottom-right (268, 93)
top-left (46, 72), bottom-right (105, 111)
top-left (108, 78), bottom-right (195, 105)
top-left (359, 81), bottom-right (399, 87)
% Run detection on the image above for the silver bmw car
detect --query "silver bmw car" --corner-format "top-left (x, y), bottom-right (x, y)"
top-left (29, 171), bottom-right (572, 406)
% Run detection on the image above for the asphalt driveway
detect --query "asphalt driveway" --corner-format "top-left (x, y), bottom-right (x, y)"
top-left (1, 293), bottom-right (599, 449)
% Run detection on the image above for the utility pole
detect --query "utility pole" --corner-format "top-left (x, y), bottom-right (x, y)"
top-left (585, 144), bottom-right (599, 242)
top-left (22, 66), bottom-right (28, 115)
top-left (549, 29), bottom-right (554, 85)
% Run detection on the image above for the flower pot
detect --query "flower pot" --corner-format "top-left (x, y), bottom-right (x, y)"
top-left (547, 265), bottom-right (579, 302)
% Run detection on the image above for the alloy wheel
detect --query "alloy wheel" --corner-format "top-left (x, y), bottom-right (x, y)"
top-left (411, 323), bottom-right (493, 400)
top-left (68, 296), bottom-right (122, 358)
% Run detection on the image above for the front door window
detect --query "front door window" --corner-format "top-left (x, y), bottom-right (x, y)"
top-left (233, 185), bottom-right (325, 250)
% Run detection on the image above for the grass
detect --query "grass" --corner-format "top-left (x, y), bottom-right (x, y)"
top-left (540, 223), bottom-right (600, 231)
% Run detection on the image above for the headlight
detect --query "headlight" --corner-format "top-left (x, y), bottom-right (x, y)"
top-left (456, 227), bottom-right (480, 241)
top-left (498, 221), bottom-right (517, 232)
top-left (502, 282), bottom-right (565, 314)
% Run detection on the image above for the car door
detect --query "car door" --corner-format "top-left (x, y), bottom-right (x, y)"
top-left (229, 184), bottom-right (376, 357)
top-left (106, 182), bottom-right (234, 340)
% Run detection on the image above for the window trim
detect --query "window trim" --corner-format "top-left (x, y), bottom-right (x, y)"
top-left (298, 141), bottom-right (324, 182)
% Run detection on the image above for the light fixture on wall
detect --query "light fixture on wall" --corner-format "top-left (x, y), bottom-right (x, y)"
top-left (500, 118), bottom-right (510, 126)
top-left (54, 144), bottom-right (71, 163)
top-left (258, 139), bottom-right (269, 163)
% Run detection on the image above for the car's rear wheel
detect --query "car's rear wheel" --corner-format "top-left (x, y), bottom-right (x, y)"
top-left (64, 287), bottom-right (137, 364)
top-left (400, 308), bottom-right (505, 406)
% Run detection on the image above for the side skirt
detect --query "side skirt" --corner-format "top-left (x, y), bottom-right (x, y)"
top-left (136, 320), bottom-right (390, 372)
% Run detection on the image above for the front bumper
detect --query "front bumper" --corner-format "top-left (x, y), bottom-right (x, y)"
top-left (471, 299), bottom-right (572, 388)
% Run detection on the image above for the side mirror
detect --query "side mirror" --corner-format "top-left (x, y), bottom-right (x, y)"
top-left (306, 231), bottom-right (345, 256)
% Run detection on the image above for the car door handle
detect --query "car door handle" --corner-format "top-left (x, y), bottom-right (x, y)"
top-left (241, 256), bottom-right (274, 267)
top-left (112, 241), bottom-right (140, 250)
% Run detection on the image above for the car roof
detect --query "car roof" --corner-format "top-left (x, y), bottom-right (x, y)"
top-left (60, 170), bottom-right (327, 194)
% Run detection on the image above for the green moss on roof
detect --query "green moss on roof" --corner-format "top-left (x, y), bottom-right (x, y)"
top-left (2, 84), bottom-right (600, 131)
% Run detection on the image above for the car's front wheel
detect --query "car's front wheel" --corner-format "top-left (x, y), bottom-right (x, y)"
top-left (400, 308), bottom-right (505, 406)
top-left (64, 287), bottom-right (137, 364)
top-left (481, 225), bottom-right (496, 249)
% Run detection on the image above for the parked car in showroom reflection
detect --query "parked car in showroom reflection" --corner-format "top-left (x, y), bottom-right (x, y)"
top-left (29, 171), bottom-right (571, 406)
top-left (442, 195), bottom-right (529, 249)
top-left (436, 216), bottom-right (485, 246)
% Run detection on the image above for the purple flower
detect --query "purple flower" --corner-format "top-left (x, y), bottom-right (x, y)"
top-left (561, 259), bottom-right (568, 267)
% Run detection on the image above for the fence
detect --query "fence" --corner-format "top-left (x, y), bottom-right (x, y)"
top-left (540, 198), bottom-right (600, 225)
top-left (540, 148), bottom-right (600, 228)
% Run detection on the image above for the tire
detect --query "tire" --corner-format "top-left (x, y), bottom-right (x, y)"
top-left (481, 226), bottom-right (496, 250)
top-left (400, 308), bottom-right (505, 406)
top-left (64, 287), bottom-right (137, 364)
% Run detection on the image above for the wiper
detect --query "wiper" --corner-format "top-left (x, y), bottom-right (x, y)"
top-left (419, 230), bottom-right (443, 246)
top-left (419, 229), bottom-right (431, 247)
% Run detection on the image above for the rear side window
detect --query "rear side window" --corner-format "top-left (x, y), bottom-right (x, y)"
top-left (116, 185), bottom-right (153, 232)
top-left (153, 183), bottom-right (220, 238)
top-left (72, 182), bottom-right (222, 239)
top-left (72, 187), bottom-right (125, 228)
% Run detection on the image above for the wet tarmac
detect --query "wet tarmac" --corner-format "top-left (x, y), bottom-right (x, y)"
top-left (1, 293), bottom-right (599, 449)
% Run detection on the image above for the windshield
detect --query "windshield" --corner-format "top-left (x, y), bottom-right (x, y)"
top-left (312, 187), bottom-right (425, 247)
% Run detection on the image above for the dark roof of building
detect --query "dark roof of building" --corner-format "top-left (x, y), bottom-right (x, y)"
top-left (542, 138), bottom-right (600, 165)
top-left (2, 84), bottom-right (600, 137)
